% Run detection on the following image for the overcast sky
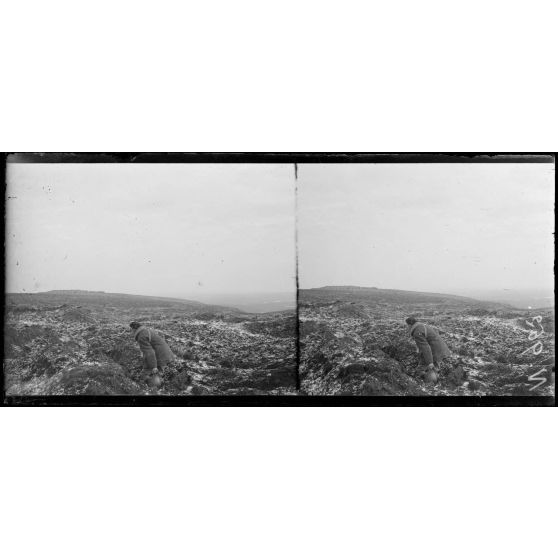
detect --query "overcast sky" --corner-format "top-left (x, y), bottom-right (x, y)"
top-left (6, 164), bottom-right (296, 297)
top-left (298, 163), bottom-right (555, 294)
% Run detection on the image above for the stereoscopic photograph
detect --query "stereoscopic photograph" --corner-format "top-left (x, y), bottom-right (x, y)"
top-left (3, 154), bottom-right (555, 403)
top-left (4, 161), bottom-right (297, 397)
top-left (297, 161), bottom-right (555, 398)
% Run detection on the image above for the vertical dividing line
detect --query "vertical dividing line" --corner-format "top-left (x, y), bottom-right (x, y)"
top-left (294, 163), bottom-right (301, 390)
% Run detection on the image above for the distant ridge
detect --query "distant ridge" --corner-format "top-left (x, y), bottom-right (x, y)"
top-left (45, 289), bottom-right (108, 295)
top-left (301, 285), bottom-right (514, 308)
top-left (5, 289), bottom-right (247, 314)
top-left (317, 285), bottom-right (474, 299)
top-left (321, 285), bottom-right (379, 291)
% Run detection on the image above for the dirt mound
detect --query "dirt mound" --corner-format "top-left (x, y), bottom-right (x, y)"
top-left (105, 341), bottom-right (142, 371)
top-left (334, 303), bottom-right (370, 319)
top-left (380, 341), bottom-right (414, 362)
top-left (60, 307), bottom-right (96, 323)
top-left (302, 348), bottom-right (424, 395)
top-left (6, 304), bottom-right (40, 314)
top-left (4, 325), bottom-right (61, 357)
top-left (192, 311), bottom-right (223, 321)
top-left (193, 365), bottom-right (297, 394)
top-left (10, 364), bottom-right (144, 395)
top-left (300, 320), bottom-right (337, 342)
top-left (161, 366), bottom-right (193, 392)
top-left (244, 316), bottom-right (296, 338)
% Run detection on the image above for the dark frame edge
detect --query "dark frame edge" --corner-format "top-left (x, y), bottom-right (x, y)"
top-left (2, 395), bottom-right (555, 407)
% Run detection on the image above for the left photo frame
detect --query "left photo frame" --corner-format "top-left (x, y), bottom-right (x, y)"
top-left (4, 158), bottom-right (298, 399)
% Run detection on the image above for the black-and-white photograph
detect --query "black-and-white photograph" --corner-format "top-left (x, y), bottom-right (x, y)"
top-left (298, 162), bottom-right (555, 397)
top-left (2, 154), bottom-right (555, 403)
top-left (4, 161), bottom-right (297, 396)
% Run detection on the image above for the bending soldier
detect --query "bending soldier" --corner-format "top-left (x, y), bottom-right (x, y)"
top-left (406, 317), bottom-right (451, 382)
top-left (129, 321), bottom-right (175, 388)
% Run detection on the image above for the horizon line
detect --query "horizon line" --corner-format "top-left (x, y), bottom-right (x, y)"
top-left (7, 285), bottom-right (554, 298)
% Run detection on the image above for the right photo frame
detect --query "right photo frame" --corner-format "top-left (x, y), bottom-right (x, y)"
top-left (297, 158), bottom-right (555, 400)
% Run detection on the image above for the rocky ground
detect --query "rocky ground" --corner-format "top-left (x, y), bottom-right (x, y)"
top-left (5, 288), bottom-right (554, 398)
top-left (299, 287), bottom-right (555, 397)
top-left (4, 291), bottom-right (297, 396)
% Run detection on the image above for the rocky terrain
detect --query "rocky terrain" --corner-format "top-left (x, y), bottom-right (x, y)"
top-left (299, 286), bottom-right (555, 397)
top-left (4, 291), bottom-right (297, 396)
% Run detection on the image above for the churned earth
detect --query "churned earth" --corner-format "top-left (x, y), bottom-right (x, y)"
top-left (4, 291), bottom-right (297, 396)
top-left (299, 286), bottom-right (555, 397)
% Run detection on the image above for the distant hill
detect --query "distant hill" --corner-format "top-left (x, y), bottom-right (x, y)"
top-left (187, 291), bottom-right (296, 313)
top-left (5, 290), bottom-right (246, 315)
top-left (300, 285), bottom-right (512, 309)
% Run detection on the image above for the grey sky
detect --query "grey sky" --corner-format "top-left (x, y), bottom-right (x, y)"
top-left (6, 164), bottom-right (296, 297)
top-left (298, 163), bottom-right (554, 294)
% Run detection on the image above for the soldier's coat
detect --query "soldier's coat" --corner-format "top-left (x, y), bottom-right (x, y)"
top-left (410, 322), bottom-right (451, 366)
top-left (134, 326), bottom-right (175, 370)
